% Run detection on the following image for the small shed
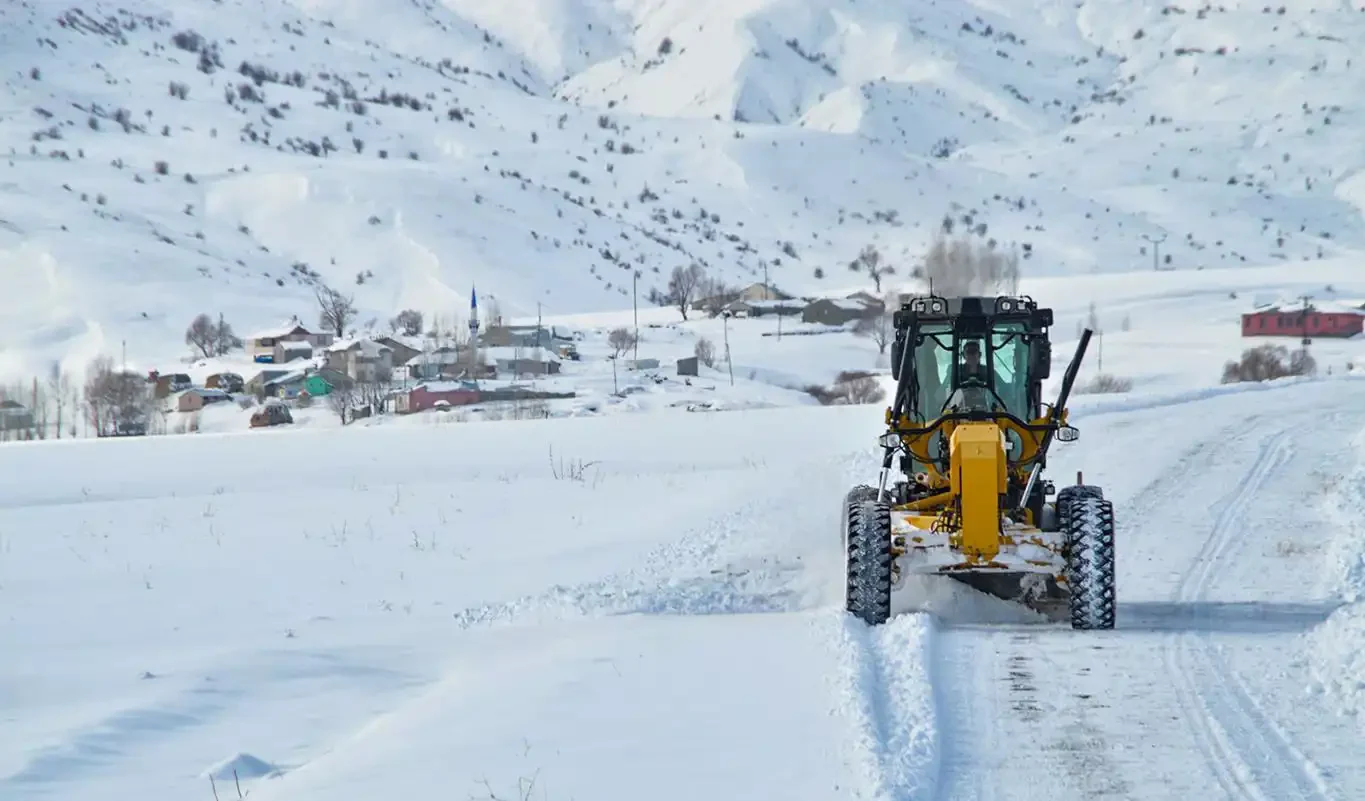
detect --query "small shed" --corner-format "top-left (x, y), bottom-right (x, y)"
top-left (0, 400), bottom-right (33, 432)
top-left (397, 381), bottom-right (481, 413)
top-left (274, 340), bottom-right (315, 363)
top-left (206, 372), bottom-right (244, 393)
top-left (802, 298), bottom-right (877, 326)
top-left (177, 387), bottom-right (231, 412)
top-left (677, 356), bottom-right (699, 377)
top-left (151, 372), bottom-right (193, 399)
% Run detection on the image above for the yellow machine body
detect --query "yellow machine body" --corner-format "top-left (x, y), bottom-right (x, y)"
top-left (880, 407), bottom-right (1072, 610)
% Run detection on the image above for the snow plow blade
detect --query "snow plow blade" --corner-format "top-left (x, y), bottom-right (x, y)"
top-left (945, 570), bottom-right (1069, 622)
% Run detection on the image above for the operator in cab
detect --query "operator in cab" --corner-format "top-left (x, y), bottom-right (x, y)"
top-left (959, 340), bottom-right (989, 383)
top-left (949, 339), bottom-right (995, 412)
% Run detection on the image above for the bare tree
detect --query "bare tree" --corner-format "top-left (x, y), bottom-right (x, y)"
top-left (921, 231), bottom-right (1020, 297)
top-left (854, 298), bottom-right (896, 355)
top-left (483, 297), bottom-right (504, 328)
top-left (187, 312), bottom-right (242, 358)
top-left (83, 355), bottom-right (152, 436)
top-left (47, 362), bottom-right (70, 439)
top-left (664, 263), bottom-right (706, 320)
top-left (391, 309), bottom-right (423, 336)
top-left (849, 245), bottom-right (895, 293)
top-left (694, 336), bottom-right (716, 368)
top-left (607, 327), bottom-right (637, 359)
top-left (185, 313), bottom-right (216, 358)
top-left (326, 382), bottom-right (359, 424)
top-left (696, 275), bottom-right (740, 317)
top-left (316, 285), bottom-right (357, 337)
top-left (212, 313), bottom-right (242, 355)
top-left (359, 365), bottom-right (393, 412)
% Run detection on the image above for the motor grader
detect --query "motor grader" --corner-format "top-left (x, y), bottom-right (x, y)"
top-left (842, 294), bottom-right (1116, 630)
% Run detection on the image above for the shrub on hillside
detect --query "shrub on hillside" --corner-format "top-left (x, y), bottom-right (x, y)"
top-left (693, 336), bottom-right (716, 368)
top-left (806, 371), bottom-right (885, 406)
top-left (1221, 344), bottom-right (1316, 384)
top-left (1075, 374), bottom-right (1134, 394)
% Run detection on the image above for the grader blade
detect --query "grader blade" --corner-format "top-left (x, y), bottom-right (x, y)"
top-left (945, 571), bottom-right (1070, 622)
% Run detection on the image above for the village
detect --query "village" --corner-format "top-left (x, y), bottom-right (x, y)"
top-left (0, 282), bottom-right (1360, 442)
top-left (0, 281), bottom-right (908, 440)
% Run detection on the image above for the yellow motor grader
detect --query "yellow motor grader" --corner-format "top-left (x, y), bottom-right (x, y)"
top-left (842, 294), bottom-right (1116, 630)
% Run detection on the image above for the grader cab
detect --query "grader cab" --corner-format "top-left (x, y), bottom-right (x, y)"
top-left (842, 294), bottom-right (1116, 630)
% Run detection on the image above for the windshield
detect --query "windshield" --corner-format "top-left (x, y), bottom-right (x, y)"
top-left (910, 322), bottom-right (1032, 421)
top-left (912, 325), bottom-right (952, 420)
top-left (990, 323), bottom-right (1030, 419)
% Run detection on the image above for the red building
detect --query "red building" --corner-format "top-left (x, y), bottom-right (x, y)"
top-left (395, 382), bottom-right (480, 413)
top-left (1241, 306), bottom-right (1363, 339)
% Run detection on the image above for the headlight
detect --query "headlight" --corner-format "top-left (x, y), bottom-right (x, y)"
top-left (931, 299), bottom-right (947, 313)
top-left (878, 432), bottom-right (901, 450)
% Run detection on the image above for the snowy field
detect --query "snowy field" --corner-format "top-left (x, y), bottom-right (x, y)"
top-left (4, 370), bottom-right (1365, 800)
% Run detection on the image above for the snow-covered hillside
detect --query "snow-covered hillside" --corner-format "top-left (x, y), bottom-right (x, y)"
top-left (4, 0), bottom-right (1365, 380)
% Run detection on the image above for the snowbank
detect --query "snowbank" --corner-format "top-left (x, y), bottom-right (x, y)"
top-left (1306, 422), bottom-right (1365, 726)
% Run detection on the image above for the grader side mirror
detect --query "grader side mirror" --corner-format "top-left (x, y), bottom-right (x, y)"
top-left (1056, 425), bottom-right (1080, 443)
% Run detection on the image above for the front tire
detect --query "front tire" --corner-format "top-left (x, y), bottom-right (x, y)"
top-left (1062, 493), bottom-right (1116, 630)
top-left (846, 499), bottom-right (894, 626)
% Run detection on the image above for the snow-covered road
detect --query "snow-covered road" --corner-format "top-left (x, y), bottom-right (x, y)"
top-left (934, 385), bottom-right (1365, 801)
top-left (2, 380), bottom-right (1364, 800)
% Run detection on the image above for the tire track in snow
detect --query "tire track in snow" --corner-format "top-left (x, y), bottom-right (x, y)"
top-left (1165, 425), bottom-right (1336, 801)
top-left (831, 613), bottom-right (939, 801)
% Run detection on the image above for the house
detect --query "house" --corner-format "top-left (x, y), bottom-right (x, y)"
top-left (303, 368), bottom-right (352, 398)
top-left (325, 339), bottom-right (394, 382)
top-left (149, 371), bottom-right (193, 399)
top-left (206, 372), bottom-right (244, 393)
top-left (177, 387), bottom-right (231, 412)
top-left (394, 381), bottom-right (481, 413)
top-left (373, 336), bottom-right (420, 369)
top-left (246, 368), bottom-right (291, 397)
top-left (802, 298), bottom-right (881, 326)
top-left (247, 318), bottom-right (334, 363)
top-left (846, 290), bottom-right (889, 307)
top-left (1241, 302), bottom-right (1364, 339)
top-left (481, 325), bottom-right (558, 349)
top-left (406, 347), bottom-right (465, 380)
top-left (725, 299), bottom-right (803, 318)
top-left (263, 368), bottom-right (310, 399)
top-left (0, 399), bottom-right (33, 432)
top-left (274, 340), bottom-right (315, 363)
top-left (484, 346), bottom-right (561, 377)
top-left (693, 282), bottom-right (792, 311)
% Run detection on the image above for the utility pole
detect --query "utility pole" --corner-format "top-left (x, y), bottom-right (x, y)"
top-left (632, 270), bottom-right (639, 365)
top-left (1142, 233), bottom-right (1167, 271)
top-left (761, 260), bottom-right (770, 299)
top-left (723, 311), bottom-right (734, 386)
top-left (1298, 294), bottom-right (1313, 358)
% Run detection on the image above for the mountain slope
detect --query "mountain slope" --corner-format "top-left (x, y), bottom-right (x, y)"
top-left (3, 0), bottom-right (1365, 380)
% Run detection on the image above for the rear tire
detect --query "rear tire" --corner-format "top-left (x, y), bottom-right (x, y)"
top-left (1062, 494), bottom-right (1116, 630)
top-left (845, 499), bottom-right (894, 626)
